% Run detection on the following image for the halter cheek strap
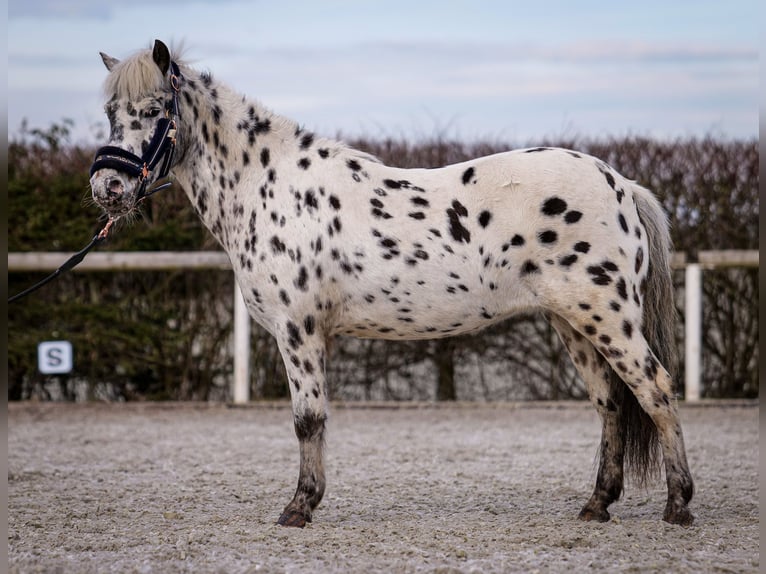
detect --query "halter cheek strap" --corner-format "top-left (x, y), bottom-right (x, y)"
top-left (89, 61), bottom-right (182, 202)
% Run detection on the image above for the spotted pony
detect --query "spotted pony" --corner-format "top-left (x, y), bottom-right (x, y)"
top-left (89, 41), bottom-right (694, 527)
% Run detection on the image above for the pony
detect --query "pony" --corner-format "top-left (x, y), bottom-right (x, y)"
top-left (88, 40), bottom-right (694, 527)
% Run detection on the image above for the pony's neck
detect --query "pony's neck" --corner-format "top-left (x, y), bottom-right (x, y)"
top-left (172, 67), bottom-right (301, 238)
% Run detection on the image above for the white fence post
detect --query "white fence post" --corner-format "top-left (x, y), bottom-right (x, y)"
top-left (233, 281), bottom-right (250, 404)
top-left (684, 264), bottom-right (702, 402)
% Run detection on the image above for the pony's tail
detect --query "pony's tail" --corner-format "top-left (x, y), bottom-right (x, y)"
top-left (633, 184), bottom-right (678, 381)
top-left (611, 184), bottom-right (677, 487)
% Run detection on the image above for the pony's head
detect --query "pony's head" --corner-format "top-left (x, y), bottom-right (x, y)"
top-left (89, 40), bottom-right (180, 217)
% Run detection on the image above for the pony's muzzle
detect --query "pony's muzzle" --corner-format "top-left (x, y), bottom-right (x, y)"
top-left (90, 170), bottom-right (135, 215)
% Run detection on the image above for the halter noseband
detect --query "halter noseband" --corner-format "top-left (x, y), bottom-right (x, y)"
top-left (89, 61), bottom-right (182, 203)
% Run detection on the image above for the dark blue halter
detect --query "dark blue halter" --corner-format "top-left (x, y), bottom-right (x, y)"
top-left (89, 61), bottom-right (182, 202)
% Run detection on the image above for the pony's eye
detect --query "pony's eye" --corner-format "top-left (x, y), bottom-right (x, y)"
top-left (143, 108), bottom-right (162, 118)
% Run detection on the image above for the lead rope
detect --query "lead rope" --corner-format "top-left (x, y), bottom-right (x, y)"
top-left (8, 218), bottom-right (116, 304)
top-left (8, 171), bottom-right (175, 305)
top-left (8, 172), bottom-right (179, 304)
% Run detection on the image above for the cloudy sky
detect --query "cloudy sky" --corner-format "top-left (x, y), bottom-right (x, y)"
top-left (8, 0), bottom-right (759, 145)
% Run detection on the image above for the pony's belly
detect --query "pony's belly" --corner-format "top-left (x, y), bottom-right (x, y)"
top-left (334, 293), bottom-right (535, 341)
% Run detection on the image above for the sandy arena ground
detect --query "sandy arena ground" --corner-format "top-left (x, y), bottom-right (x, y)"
top-left (7, 401), bottom-right (759, 573)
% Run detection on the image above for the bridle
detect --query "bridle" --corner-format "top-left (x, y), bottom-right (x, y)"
top-left (89, 60), bottom-right (183, 204)
top-left (9, 61), bottom-right (183, 304)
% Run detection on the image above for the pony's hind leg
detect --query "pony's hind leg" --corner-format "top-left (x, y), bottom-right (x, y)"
top-left (550, 314), bottom-right (625, 522)
top-left (561, 311), bottom-right (694, 526)
top-left (627, 352), bottom-right (695, 526)
top-left (275, 322), bottom-right (329, 527)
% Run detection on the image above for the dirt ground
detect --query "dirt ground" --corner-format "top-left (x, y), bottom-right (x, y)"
top-left (7, 401), bottom-right (759, 573)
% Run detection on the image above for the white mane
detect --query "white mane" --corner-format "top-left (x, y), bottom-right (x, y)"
top-left (102, 42), bottom-right (188, 100)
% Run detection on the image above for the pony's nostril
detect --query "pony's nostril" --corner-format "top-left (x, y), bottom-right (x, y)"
top-left (106, 178), bottom-right (124, 197)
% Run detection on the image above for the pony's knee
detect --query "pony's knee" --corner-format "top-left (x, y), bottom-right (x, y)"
top-left (293, 410), bottom-right (326, 442)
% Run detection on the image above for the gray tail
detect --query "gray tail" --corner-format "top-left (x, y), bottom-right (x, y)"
top-left (611, 184), bottom-right (677, 487)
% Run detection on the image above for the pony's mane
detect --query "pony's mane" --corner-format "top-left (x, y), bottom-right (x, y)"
top-left (103, 42), bottom-right (188, 100)
top-left (100, 42), bottom-right (381, 164)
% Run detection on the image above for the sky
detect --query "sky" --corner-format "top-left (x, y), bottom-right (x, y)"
top-left (7, 0), bottom-right (760, 146)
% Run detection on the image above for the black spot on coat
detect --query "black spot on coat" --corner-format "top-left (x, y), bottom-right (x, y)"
top-left (451, 200), bottom-right (468, 216)
top-left (587, 265), bottom-right (612, 286)
top-left (564, 211), bottom-right (582, 224)
top-left (618, 212), bottom-right (629, 233)
top-left (300, 133), bottom-right (314, 149)
top-left (541, 197), bottom-right (567, 216)
top-left (538, 230), bottom-right (558, 244)
top-left (446, 201), bottom-right (471, 243)
top-left (616, 277), bottom-right (628, 300)
top-left (520, 260), bottom-right (540, 276)
top-left (559, 254), bottom-right (578, 267)
top-left (635, 247), bottom-right (644, 273)
top-left (286, 321), bottom-right (303, 350)
top-left (294, 266), bottom-right (309, 291)
top-left (270, 235), bottom-right (286, 254)
top-left (304, 190), bottom-right (318, 209)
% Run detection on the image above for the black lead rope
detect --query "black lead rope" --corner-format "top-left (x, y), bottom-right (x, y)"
top-left (8, 174), bottom-right (176, 305)
top-left (8, 61), bottom-right (183, 305)
top-left (8, 219), bottom-right (114, 304)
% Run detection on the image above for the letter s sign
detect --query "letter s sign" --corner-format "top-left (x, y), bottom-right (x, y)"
top-left (38, 341), bottom-right (73, 374)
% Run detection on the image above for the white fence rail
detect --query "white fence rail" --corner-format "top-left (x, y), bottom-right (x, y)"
top-left (9, 249), bottom-right (759, 403)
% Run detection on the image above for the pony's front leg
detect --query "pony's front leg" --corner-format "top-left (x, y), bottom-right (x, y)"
top-left (275, 323), bottom-right (328, 527)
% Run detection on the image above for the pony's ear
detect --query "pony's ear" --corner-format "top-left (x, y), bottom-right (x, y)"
top-left (100, 52), bottom-right (119, 71)
top-left (152, 40), bottom-right (171, 76)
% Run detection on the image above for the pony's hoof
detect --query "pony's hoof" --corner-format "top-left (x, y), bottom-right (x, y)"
top-left (277, 510), bottom-right (310, 528)
top-left (663, 505), bottom-right (694, 527)
top-left (578, 506), bottom-right (611, 523)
